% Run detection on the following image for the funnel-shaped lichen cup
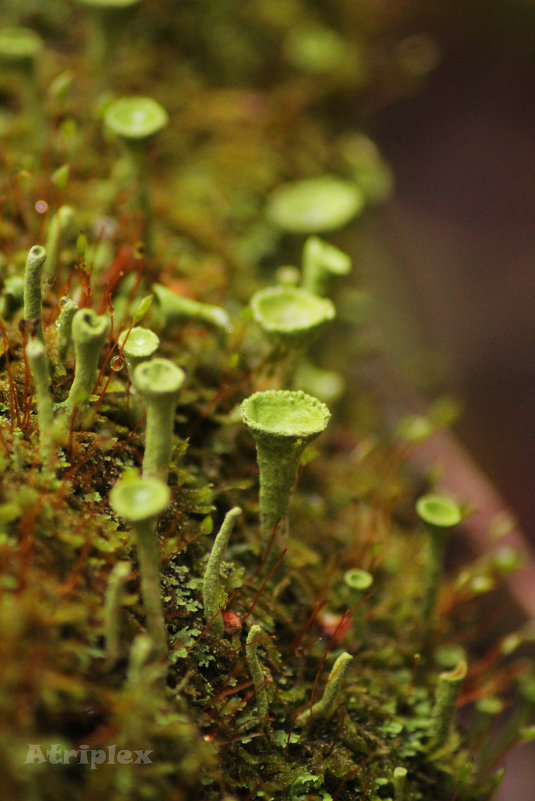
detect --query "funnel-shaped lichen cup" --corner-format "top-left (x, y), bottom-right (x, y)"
top-left (240, 389), bottom-right (330, 549)
top-left (251, 285), bottom-right (335, 351)
top-left (266, 175), bottom-right (364, 235)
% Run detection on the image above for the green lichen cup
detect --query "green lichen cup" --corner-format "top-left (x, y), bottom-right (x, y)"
top-left (104, 96), bottom-right (169, 145)
top-left (118, 326), bottom-right (160, 379)
top-left (103, 96), bottom-right (169, 242)
top-left (250, 285), bottom-right (335, 350)
top-left (266, 175), bottom-right (364, 235)
top-left (416, 493), bottom-right (463, 626)
top-left (240, 389), bottom-right (330, 548)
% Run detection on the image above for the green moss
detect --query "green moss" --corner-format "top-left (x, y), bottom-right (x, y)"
top-left (0, 4), bottom-right (531, 801)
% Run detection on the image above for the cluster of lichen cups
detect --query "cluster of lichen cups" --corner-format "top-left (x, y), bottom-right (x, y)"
top-left (18, 193), bottom-right (471, 750)
top-left (13, 74), bottom-right (469, 748)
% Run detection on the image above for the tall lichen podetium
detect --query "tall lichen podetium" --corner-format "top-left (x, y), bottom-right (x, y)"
top-left (203, 507), bottom-right (242, 637)
top-left (240, 390), bottom-right (330, 558)
top-left (23, 245), bottom-right (47, 342)
top-left (250, 285), bottom-right (335, 387)
top-left (110, 475), bottom-right (170, 659)
top-left (132, 357), bottom-right (185, 482)
top-left (25, 337), bottom-right (55, 472)
top-left (59, 308), bottom-right (110, 426)
top-left (103, 96), bottom-right (168, 247)
top-left (296, 651), bottom-right (353, 727)
top-left (428, 659), bottom-right (467, 753)
top-left (55, 298), bottom-right (79, 363)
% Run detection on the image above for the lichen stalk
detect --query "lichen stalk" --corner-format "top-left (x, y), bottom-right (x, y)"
top-left (25, 337), bottom-right (54, 470)
top-left (429, 659), bottom-right (467, 752)
top-left (132, 518), bottom-right (168, 658)
top-left (245, 624), bottom-right (269, 723)
top-left (296, 651), bottom-right (353, 726)
top-left (23, 245), bottom-right (47, 342)
top-left (103, 561), bottom-right (131, 667)
top-left (203, 507), bottom-right (242, 637)
top-left (62, 308), bottom-right (110, 424)
top-left (55, 298), bottom-right (78, 362)
top-left (132, 358), bottom-right (185, 482)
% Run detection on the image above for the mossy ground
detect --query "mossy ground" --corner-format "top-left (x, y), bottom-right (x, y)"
top-left (0, 2), bottom-right (533, 800)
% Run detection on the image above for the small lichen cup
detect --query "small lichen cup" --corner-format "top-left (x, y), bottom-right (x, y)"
top-left (251, 285), bottom-right (335, 350)
top-left (132, 357), bottom-right (185, 482)
top-left (250, 285), bottom-right (335, 385)
top-left (103, 96), bottom-right (168, 241)
top-left (110, 474), bottom-right (170, 658)
top-left (266, 175), bottom-right (364, 235)
top-left (415, 493), bottom-right (463, 626)
top-left (240, 389), bottom-right (330, 552)
top-left (118, 325), bottom-right (160, 380)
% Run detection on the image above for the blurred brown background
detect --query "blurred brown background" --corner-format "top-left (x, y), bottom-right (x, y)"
top-left (369, 0), bottom-right (535, 541)
top-left (366, 5), bottom-right (535, 797)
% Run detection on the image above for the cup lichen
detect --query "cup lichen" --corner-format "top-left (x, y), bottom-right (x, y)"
top-left (240, 389), bottom-right (330, 549)
top-left (132, 357), bottom-right (185, 482)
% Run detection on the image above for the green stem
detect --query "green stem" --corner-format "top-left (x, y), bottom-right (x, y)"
top-left (133, 521), bottom-right (167, 658)
top-left (296, 651), bottom-right (353, 726)
top-left (23, 245), bottom-right (47, 342)
top-left (203, 507), bottom-right (242, 637)
top-left (25, 337), bottom-right (54, 471)
top-left (246, 624), bottom-right (269, 723)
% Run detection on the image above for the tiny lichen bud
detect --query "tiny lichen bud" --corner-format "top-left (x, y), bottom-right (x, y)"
top-left (44, 205), bottom-right (75, 284)
top-left (103, 560), bottom-right (131, 667)
top-left (152, 283), bottom-right (232, 332)
top-left (133, 357), bottom-right (185, 482)
top-left (55, 297), bottom-right (79, 363)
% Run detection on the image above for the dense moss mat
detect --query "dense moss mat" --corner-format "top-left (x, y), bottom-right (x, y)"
top-left (0, 2), bottom-right (533, 799)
